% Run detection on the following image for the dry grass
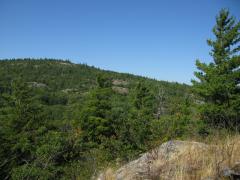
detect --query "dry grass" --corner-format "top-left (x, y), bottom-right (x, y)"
top-left (104, 168), bottom-right (115, 180)
top-left (153, 135), bottom-right (240, 180)
top-left (99, 134), bottom-right (240, 180)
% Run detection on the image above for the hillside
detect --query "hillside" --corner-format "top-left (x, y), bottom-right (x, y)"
top-left (0, 58), bottom-right (189, 92)
top-left (0, 59), bottom-right (197, 179)
top-left (0, 58), bottom-right (191, 125)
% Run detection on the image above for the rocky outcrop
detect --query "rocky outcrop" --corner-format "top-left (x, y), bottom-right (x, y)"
top-left (97, 141), bottom-right (207, 180)
top-left (28, 82), bottom-right (47, 88)
top-left (112, 79), bottom-right (128, 86)
top-left (97, 140), bottom-right (240, 180)
top-left (222, 162), bottom-right (240, 179)
top-left (112, 86), bottom-right (129, 95)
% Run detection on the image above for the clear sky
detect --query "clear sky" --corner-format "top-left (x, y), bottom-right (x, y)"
top-left (0, 0), bottom-right (239, 84)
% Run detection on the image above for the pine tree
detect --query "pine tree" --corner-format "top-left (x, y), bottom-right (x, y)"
top-left (129, 82), bottom-right (154, 150)
top-left (0, 80), bottom-right (44, 179)
top-left (192, 9), bottom-right (240, 128)
top-left (80, 75), bottom-right (115, 145)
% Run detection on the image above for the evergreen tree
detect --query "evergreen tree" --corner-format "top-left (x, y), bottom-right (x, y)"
top-left (80, 75), bottom-right (115, 145)
top-left (0, 80), bottom-right (44, 179)
top-left (192, 9), bottom-right (240, 128)
top-left (129, 82), bottom-right (154, 150)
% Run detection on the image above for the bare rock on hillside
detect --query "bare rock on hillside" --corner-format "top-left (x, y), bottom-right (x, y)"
top-left (112, 79), bottom-right (128, 86)
top-left (97, 141), bottom-right (208, 180)
top-left (222, 162), bottom-right (240, 180)
top-left (59, 62), bottom-right (73, 66)
top-left (28, 82), bottom-right (47, 88)
top-left (61, 88), bottom-right (78, 93)
top-left (112, 86), bottom-right (129, 95)
top-left (97, 138), bottom-right (240, 180)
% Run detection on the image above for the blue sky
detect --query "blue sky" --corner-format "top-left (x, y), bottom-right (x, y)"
top-left (0, 0), bottom-right (239, 84)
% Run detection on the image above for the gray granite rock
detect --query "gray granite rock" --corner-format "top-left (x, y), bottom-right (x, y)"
top-left (97, 140), bottom-right (207, 180)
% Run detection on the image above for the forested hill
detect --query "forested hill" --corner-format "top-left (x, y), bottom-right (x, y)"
top-left (0, 58), bottom-right (188, 92)
top-left (0, 59), bottom-right (195, 179)
top-left (0, 59), bottom-right (190, 111)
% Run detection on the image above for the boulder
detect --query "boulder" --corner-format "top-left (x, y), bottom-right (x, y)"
top-left (97, 141), bottom-right (208, 180)
top-left (222, 162), bottom-right (240, 180)
top-left (97, 139), bottom-right (240, 180)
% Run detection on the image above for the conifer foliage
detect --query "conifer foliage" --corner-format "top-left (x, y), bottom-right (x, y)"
top-left (80, 75), bottom-right (115, 145)
top-left (192, 9), bottom-right (240, 128)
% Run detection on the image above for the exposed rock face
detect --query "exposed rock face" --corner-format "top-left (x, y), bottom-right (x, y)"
top-left (112, 86), bottom-right (129, 95)
top-left (112, 79), bottom-right (128, 86)
top-left (97, 140), bottom-right (240, 180)
top-left (28, 82), bottom-right (47, 88)
top-left (97, 141), bottom-right (208, 180)
top-left (61, 88), bottom-right (78, 93)
top-left (222, 162), bottom-right (240, 180)
top-left (111, 79), bottom-right (129, 95)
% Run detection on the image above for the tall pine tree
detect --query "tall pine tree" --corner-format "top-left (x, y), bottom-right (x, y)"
top-left (129, 81), bottom-right (154, 150)
top-left (80, 75), bottom-right (115, 145)
top-left (192, 9), bottom-right (240, 128)
top-left (0, 80), bottom-right (44, 179)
